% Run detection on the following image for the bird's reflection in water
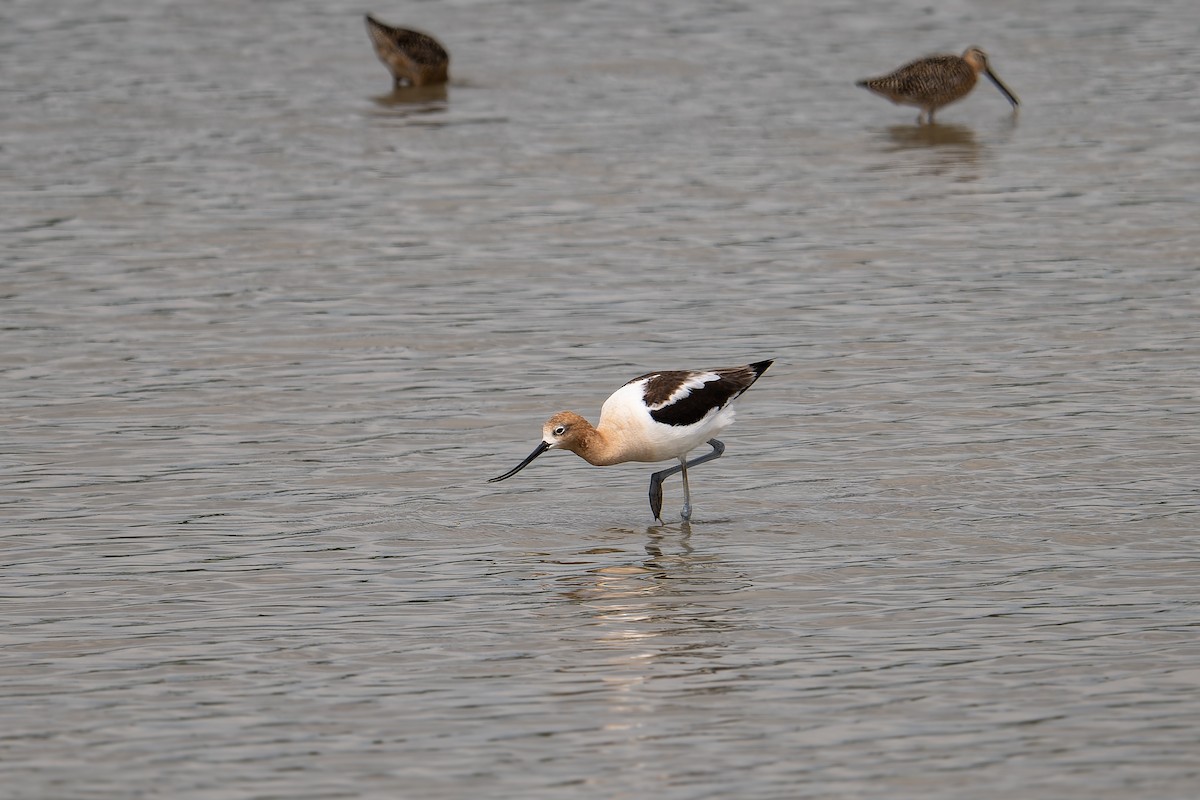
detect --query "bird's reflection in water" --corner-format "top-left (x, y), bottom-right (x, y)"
top-left (555, 523), bottom-right (705, 605)
top-left (643, 520), bottom-right (694, 563)
top-left (371, 84), bottom-right (448, 110)
top-left (546, 525), bottom-right (745, 731)
top-left (885, 122), bottom-right (978, 150)
top-left (877, 122), bottom-right (983, 178)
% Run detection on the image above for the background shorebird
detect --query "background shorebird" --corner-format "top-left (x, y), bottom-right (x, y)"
top-left (489, 360), bottom-right (773, 522)
top-left (364, 14), bottom-right (449, 88)
top-left (856, 46), bottom-right (1019, 124)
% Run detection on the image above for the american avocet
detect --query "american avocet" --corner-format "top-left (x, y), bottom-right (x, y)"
top-left (364, 14), bottom-right (450, 88)
top-left (489, 360), bottom-right (773, 521)
top-left (857, 47), bottom-right (1019, 124)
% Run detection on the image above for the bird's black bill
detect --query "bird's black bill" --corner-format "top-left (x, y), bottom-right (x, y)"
top-left (488, 441), bottom-right (550, 483)
top-left (985, 69), bottom-right (1020, 109)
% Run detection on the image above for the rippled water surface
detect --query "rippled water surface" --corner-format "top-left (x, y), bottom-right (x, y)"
top-left (3, 0), bottom-right (1199, 797)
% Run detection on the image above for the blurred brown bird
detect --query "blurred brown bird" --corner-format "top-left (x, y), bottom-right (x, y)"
top-left (364, 14), bottom-right (449, 88)
top-left (857, 46), bottom-right (1019, 124)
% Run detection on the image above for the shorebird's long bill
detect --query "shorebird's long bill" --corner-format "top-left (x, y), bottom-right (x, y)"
top-left (985, 69), bottom-right (1020, 109)
top-left (488, 441), bottom-right (551, 482)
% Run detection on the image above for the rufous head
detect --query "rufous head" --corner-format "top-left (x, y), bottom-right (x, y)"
top-left (541, 411), bottom-right (591, 455)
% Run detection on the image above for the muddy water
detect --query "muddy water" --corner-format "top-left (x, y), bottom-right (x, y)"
top-left (3, 0), bottom-right (1198, 797)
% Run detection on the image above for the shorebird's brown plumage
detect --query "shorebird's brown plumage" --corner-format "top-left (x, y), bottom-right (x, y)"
top-left (857, 47), bottom-right (1019, 124)
top-left (364, 14), bottom-right (449, 88)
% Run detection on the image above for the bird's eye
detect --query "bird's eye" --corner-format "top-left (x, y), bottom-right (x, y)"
top-left (553, 425), bottom-right (567, 436)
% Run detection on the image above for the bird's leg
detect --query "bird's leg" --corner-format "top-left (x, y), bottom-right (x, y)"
top-left (646, 439), bottom-right (726, 522)
top-left (680, 458), bottom-right (691, 521)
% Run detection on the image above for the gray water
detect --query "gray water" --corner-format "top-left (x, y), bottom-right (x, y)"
top-left (3, 0), bottom-right (1199, 797)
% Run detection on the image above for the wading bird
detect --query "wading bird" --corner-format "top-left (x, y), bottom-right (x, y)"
top-left (857, 46), bottom-right (1019, 124)
top-left (364, 14), bottom-right (449, 88)
top-left (489, 360), bottom-right (773, 521)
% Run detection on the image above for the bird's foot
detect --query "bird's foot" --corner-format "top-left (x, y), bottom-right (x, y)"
top-left (649, 480), bottom-right (665, 522)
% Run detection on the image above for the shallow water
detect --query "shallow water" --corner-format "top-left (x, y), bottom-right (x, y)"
top-left (3, 0), bottom-right (1198, 797)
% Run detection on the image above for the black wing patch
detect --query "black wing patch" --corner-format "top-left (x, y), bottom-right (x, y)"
top-left (635, 361), bottom-right (772, 428)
